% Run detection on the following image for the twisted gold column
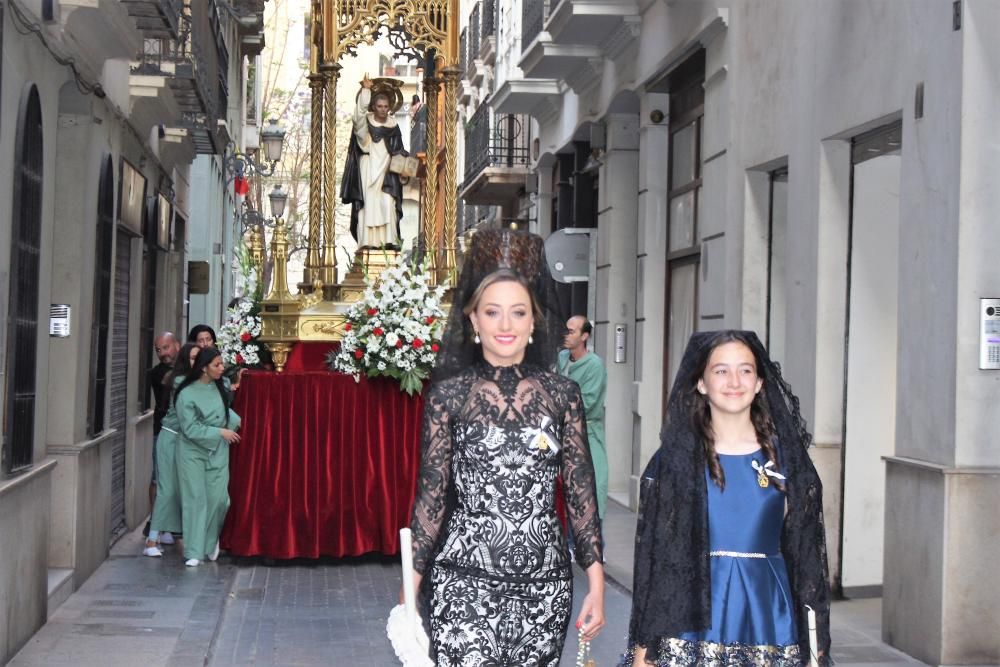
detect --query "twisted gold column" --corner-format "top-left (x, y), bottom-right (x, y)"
top-left (305, 73), bottom-right (325, 288)
top-left (422, 75), bottom-right (440, 275)
top-left (441, 66), bottom-right (460, 279)
top-left (320, 63), bottom-right (341, 288)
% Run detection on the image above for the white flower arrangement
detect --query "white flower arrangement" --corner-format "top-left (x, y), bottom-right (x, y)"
top-left (218, 251), bottom-right (263, 368)
top-left (328, 256), bottom-right (447, 395)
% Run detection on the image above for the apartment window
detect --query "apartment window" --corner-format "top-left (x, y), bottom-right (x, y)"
top-left (663, 50), bottom-right (705, 398)
top-left (4, 86), bottom-right (44, 475)
top-left (88, 157), bottom-right (115, 437)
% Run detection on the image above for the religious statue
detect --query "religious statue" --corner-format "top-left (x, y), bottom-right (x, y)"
top-left (340, 74), bottom-right (408, 249)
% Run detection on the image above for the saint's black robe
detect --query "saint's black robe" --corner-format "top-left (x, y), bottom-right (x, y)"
top-left (339, 119), bottom-right (407, 247)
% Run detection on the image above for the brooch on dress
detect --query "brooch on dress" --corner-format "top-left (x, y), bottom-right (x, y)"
top-left (751, 459), bottom-right (786, 488)
top-left (522, 416), bottom-right (559, 453)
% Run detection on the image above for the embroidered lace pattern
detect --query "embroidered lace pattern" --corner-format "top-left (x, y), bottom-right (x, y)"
top-left (410, 362), bottom-right (603, 579)
top-left (622, 638), bottom-right (801, 667)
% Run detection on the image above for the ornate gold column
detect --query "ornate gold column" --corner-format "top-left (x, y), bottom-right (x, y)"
top-left (320, 62), bottom-right (341, 293)
top-left (305, 73), bottom-right (326, 288)
top-left (247, 226), bottom-right (265, 289)
top-left (441, 65), bottom-right (460, 279)
top-left (265, 221), bottom-right (295, 301)
top-left (422, 73), bottom-right (440, 275)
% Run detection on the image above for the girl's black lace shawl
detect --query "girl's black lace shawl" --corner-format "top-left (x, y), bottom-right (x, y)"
top-left (628, 331), bottom-right (832, 665)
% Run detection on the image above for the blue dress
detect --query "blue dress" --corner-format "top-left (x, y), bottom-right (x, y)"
top-left (665, 450), bottom-right (801, 666)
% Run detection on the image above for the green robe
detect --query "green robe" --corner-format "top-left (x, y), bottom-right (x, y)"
top-left (149, 376), bottom-right (184, 534)
top-left (558, 349), bottom-right (608, 518)
top-left (175, 380), bottom-right (241, 560)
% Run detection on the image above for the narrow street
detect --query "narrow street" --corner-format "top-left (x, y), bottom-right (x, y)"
top-left (11, 502), bottom-right (928, 667)
top-left (10, 528), bottom-right (631, 667)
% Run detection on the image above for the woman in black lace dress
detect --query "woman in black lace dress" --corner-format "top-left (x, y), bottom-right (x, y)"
top-left (407, 230), bottom-right (605, 666)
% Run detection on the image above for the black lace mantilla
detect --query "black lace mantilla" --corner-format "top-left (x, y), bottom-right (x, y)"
top-left (410, 362), bottom-right (603, 582)
top-left (627, 331), bottom-right (832, 666)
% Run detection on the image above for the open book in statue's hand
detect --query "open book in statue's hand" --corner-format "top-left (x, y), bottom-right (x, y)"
top-left (389, 155), bottom-right (420, 178)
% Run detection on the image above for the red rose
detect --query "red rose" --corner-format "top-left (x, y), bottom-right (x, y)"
top-left (235, 353), bottom-right (244, 365)
top-left (395, 340), bottom-right (404, 349)
top-left (412, 338), bottom-right (424, 349)
top-left (354, 348), bottom-right (364, 359)
top-left (367, 308), bottom-right (378, 316)
top-left (431, 343), bottom-right (440, 353)
top-left (372, 327), bottom-right (384, 337)
top-left (425, 316), bottom-right (435, 325)
top-left (240, 332), bottom-right (252, 343)
top-left (344, 322), bottom-right (352, 331)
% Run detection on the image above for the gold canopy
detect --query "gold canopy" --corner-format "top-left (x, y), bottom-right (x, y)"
top-left (258, 0), bottom-right (461, 371)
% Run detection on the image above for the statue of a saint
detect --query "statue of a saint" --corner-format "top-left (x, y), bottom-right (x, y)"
top-left (340, 74), bottom-right (408, 249)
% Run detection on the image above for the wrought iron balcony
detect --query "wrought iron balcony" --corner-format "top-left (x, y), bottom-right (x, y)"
top-left (460, 27), bottom-right (468, 79)
top-left (522, 0), bottom-right (548, 50)
top-left (121, 0), bottom-right (181, 40)
top-left (482, 0), bottom-right (495, 40)
top-left (166, 6), bottom-right (224, 154)
top-left (469, 2), bottom-right (481, 67)
top-left (461, 103), bottom-right (531, 205)
top-left (479, 0), bottom-right (496, 65)
top-left (131, 37), bottom-right (174, 76)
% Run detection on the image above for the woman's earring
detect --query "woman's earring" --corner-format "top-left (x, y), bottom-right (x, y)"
top-left (474, 331), bottom-right (481, 344)
top-left (528, 333), bottom-right (534, 345)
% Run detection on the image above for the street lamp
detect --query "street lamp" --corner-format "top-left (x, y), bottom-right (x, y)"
top-left (268, 184), bottom-right (288, 220)
top-left (260, 119), bottom-right (286, 164)
top-left (224, 118), bottom-right (287, 182)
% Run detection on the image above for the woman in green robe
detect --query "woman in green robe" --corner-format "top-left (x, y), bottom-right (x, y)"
top-left (174, 347), bottom-right (241, 566)
top-left (143, 343), bottom-right (201, 557)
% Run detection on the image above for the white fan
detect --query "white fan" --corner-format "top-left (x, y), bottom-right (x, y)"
top-left (387, 528), bottom-right (433, 666)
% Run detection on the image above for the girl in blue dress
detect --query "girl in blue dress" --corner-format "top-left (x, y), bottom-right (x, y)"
top-left (625, 330), bottom-right (831, 666)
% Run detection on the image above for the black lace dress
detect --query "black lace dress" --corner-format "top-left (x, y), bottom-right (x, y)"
top-left (410, 362), bottom-right (603, 666)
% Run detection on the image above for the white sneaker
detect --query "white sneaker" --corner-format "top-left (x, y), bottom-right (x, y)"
top-left (159, 532), bottom-right (175, 545)
top-left (143, 545), bottom-right (163, 558)
top-left (185, 558), bottom-right (200, 567)
top-left (207, 541), bottom-right (220, 562)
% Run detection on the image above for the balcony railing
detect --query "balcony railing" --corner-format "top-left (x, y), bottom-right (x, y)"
top-left (132, 38), bottom-right (173, 76)
top-left (522, 0), bottom-right (548, 49)
top-left (122, 0), bottom-right (181, 40)
top-left (463, 103), bottom-right (531, 188)
top-left (482, 0), bottom-right (496, 41)
top-left (469, 2), bottom-right (481, 65)
top-left (169, 5), bottom-right (223, 153)
top-left (463, 201), bottom-right (475, 230)
top-left (460, 27), bottom-right (468, 79)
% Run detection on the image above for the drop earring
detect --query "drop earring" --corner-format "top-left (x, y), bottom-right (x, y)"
top-left (474, 331), bottom-right (481, 344)
top-left (528, 333), bottom-right (534, 345)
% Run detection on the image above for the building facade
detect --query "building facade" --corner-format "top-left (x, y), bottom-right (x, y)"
top-left (0, 0), bottom-right (264, 661)
top-left (484, 0), bottom-right (1000, 664)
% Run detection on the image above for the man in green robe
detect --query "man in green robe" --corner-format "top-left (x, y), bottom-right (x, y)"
top-left (558, 315), bottom-right (608, 519)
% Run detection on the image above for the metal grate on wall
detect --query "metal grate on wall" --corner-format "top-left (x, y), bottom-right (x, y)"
top-left (3, 86), bottom-right (43, 476)
top-left (109, 230), bottom-right (132, 543)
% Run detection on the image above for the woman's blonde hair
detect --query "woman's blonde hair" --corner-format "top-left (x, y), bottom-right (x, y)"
top-left (462, 268), bottom-right (544, 322)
